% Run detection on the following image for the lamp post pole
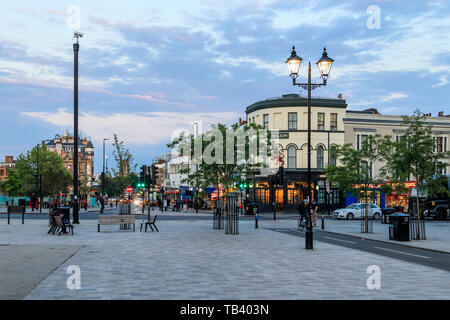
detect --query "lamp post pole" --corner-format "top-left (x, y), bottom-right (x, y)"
top-left (72, 32), bottom-right (83, 224)
top-left (286, 46), bottom-right (334, 250)
top-left (102, 138), bottom-right (110, 196)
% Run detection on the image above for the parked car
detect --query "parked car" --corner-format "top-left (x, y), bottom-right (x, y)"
top-left (333, 203), bottom-right (382, 220)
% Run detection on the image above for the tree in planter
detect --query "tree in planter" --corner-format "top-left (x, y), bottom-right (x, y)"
top-left (377, 109), bottom-right (449, 239)
top-left (111, 134), bottom-right (137, 198)
top-left (0, 169), bottom-right (24, 205)
top-left (1, 146), bottom-right (71, 206)
top-left (325, 135), bottom-right (388, 233)
top-left (168, 122), bottom-right (272, 233)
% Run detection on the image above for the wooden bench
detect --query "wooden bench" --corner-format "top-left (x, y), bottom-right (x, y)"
top-left (7, 206), bottom-right (26, 224)
top-left (98, 215), bottom-right (135, 232)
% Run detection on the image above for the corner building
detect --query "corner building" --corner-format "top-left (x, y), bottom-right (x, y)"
top-left (245, 94), bottom-right (450, 213)
top-left (246, 94), bottom-right (347, 212)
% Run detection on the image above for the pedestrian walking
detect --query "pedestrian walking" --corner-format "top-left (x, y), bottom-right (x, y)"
top-left (311, 200), bottom-right (319, 227)
top-left (30, 193), bottom-right (38, 212)
top-left (100, 195), bottom-right (105, 213)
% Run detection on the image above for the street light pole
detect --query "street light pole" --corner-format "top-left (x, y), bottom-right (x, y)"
top-left (102, 138), bottom-right (110, 196)
top-left (286, 46), bottom-right (334, 250)
top-left (72, 32), bottom-right (83, 224)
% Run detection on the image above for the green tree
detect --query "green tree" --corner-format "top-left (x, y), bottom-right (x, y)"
top-left (168, 122), bottom-right (271, 232)
top-left (325, 135), bottom-right (388, 232)
top-left (111, 134), bottom-right (137, 198)
top-left (0, 169), bottom-right (24, 204)
top-left (170, 122), bottom-right (269, 195)
top-left (377, 109), bottom-right (449, 238)
top-left (0, 145), bottom-right (71, 204)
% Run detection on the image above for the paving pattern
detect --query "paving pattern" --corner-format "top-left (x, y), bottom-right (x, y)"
top-left (0, 218), bottom-right (448, 299)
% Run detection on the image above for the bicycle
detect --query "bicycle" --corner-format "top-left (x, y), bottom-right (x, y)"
top-left (297, 214), bottom-right (307, 231)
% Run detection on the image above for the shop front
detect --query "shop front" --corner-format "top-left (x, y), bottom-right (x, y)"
top-left (251, 169), bottom-right (344, 213)
top-left (344, 182), bottom-right (416, 211)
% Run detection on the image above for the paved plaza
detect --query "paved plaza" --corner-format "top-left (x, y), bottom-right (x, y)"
top-left (318, 218), bottom-right (450, 253)
top-left (0, 216), bottom-right (448, 300)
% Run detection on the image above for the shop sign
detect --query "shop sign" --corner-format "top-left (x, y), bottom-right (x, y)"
top-left (271, 131), bottom-right (289, 139)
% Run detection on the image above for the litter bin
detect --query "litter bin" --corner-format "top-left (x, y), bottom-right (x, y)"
top-left (388, 212), bottom-right (410, 241)
top-left (246, 203), bottom-right (258, 215)
top-left (381, 208), bottom-right (395, 224)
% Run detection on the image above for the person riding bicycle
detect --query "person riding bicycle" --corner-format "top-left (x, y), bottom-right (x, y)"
top-left (298, 200), bottom-right (307, 227)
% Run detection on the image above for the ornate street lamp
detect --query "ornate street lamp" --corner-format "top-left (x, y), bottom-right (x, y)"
top-left (285, 46), bottom-right (334, 250)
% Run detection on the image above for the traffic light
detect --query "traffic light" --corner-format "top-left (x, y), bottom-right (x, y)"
top-left (33, 173), bottom-right (38, 188)
top-left (145, 165), bottom-right (151, 186)
top-left (140, 165), bottom-right (147, 182)
top-left (151, 165), bottom-right (157, 185)
top-left (238, 181), bottom-right (248, 189)
top-left (278, 166), bottom-right (284, 186)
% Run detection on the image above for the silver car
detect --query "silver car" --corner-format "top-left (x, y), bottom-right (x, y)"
top-left (333, 203), bottom-right (382, 220)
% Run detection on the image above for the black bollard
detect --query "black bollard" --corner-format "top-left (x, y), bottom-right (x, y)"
top-left (305, 215), bottom-right (313, 249)
top-left (321, 215), bottom-right (324, 230)
top-left (255, 213), bottom-right (258, 229)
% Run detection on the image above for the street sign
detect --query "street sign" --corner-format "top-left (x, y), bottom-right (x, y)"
top-left (126, 186), bottom-right (133, 193)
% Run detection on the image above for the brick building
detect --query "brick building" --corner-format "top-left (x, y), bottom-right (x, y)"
top-left (43, 132), bottom-right (95, 186)
top-left (0, 156), bottom-right (15, 181)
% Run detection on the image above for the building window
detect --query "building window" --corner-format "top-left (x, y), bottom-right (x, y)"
top-left (288, 112), bottom-right (297, 130)
top-left (263, 114), bottom-right (269, 129)
top-left (0, 169), bottom-right (4, 176)
top-left (317, 146), bottom-right (324, 169)
top-left (330, 113), bottom-right (337, 131)
top-left (436, 137), bottom-right (444, 152)
top-left (329, 146), bottom-right (337, 166)
top-left (360, 161), bottom-right (372, 179)
top-left (318, 113), bottom-right (325, 131)
top-left (357, 134), bottom-right (368, 150)
top-left (288, 146), bottom-right (297, 169)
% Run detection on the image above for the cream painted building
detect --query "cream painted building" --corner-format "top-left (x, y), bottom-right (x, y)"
top-left (246, 94), bottom-right (347, 212)
top-left (245, 94), bottom-right (450, 212)
top-left (344, 109), bottom-right (450, 178)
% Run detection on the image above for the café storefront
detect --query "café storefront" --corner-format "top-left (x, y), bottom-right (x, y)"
top-left (251, 169), bottom-right (344, 213)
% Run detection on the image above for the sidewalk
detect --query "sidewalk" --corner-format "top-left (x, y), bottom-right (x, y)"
top-left (0, 219), bottom-right (448, 299)
top-left (320, 219), bottom-right (450, 254)
top-left (0, 206), bottom-right (116, 214)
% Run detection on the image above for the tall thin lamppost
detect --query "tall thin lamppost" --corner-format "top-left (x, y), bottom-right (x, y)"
top-left (102, 138), bottom-right (110, 196)
top-left (285, 46), bottom-right (334, 249)
top-left (72, 31), bottom-right (83, 224)
top-left (192, 122), bottom-right (199, 213)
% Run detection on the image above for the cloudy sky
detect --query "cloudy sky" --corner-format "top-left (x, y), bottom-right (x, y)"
top-left (1, 0), bottom-right (449, 172)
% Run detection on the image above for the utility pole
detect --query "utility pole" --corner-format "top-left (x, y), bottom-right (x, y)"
top-left (72, 31), bottom-right (83, 224)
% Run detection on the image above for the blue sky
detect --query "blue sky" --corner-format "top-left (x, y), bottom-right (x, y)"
top-left (1, 0), bottom-right (449, 172)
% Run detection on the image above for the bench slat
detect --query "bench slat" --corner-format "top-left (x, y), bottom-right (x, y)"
top-left (98, 215), bottom-right (135, 224)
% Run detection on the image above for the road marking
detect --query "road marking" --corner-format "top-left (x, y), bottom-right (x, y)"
top-left (374, 247), bottom-right (430, 259)
top-left (323, 236), bottom-right (356, 244)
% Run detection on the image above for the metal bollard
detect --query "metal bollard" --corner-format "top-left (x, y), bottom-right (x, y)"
top-left (255, 213), bottom-right (258, 229)
top-left (321, 215), bottom-right (324, 230)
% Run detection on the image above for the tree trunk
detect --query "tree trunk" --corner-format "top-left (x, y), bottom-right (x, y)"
top-left (415, 184), bottom-right (421, 239)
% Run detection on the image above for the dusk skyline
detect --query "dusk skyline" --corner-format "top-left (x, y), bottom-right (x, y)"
top-left (1, 0), bottom-right (449, 172)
